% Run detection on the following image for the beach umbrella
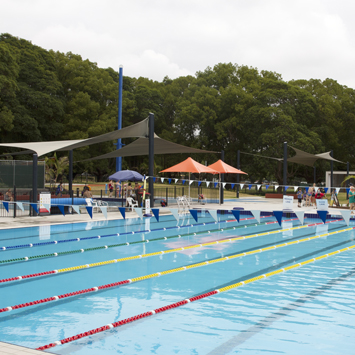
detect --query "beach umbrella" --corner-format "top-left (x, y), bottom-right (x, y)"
top-left (109, 170), bottom-right (143, 182)
top-left (207, 160), bottom-right (248, 204)
top-left (160, 157), bottom-right (218, 199)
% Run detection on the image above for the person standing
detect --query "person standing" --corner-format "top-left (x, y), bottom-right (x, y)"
top-left (349, 186), bottom-right (355, 214)
top-left (56, 183), bottom-right (63, 197)
top-left (115, 181), bottom-right (121, 198)
top-left (108, 180), bottom-right (114, 197)
top-left (4, 189), bottom-right (14, 201)
top-left (297, 188), bottom-right (303, 208)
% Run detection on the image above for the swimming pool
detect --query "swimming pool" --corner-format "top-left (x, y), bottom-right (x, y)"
top-left (0, 211), bottom-right (355, 354)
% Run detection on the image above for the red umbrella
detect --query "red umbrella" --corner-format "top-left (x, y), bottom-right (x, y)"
top-left (207, 160), bottom-right (248, 204)
top-left (160, 157), bottom-right (218, 199)
top-left (207, 160), bottom-right (247, 174)
top-left (161, 157), bottom-right (218, 174)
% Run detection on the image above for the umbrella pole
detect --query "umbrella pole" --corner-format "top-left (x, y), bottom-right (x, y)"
top-left (189, 172), bottom-right (191, 201)
top-left (219, 173), bottom-right (221, 205)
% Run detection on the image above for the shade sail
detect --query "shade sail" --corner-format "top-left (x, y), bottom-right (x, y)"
top-left (0, 117), bottom-right (149, 157)
top-left (207, 160), bottom-right (247, 174)
top-left (288, 146), bottom-right (344, 167)
top-left (81, 136), bottom-right (217, 161)
top-left (160, 157), bottom-right (218, 174)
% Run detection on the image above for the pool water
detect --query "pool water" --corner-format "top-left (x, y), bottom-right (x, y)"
top-left (0, 212), bottom-right (355, 354)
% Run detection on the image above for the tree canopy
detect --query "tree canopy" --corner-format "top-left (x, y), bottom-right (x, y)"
top-left (1, 33), bottom-right (354, 183)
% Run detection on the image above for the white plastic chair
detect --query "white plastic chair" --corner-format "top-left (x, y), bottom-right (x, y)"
top-left (126, 197), bottom-right (138, 211)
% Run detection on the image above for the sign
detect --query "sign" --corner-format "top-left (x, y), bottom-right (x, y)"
top-left (283, 195), bottom-right (294, 210)
top-left (316, 199), bottom-right (328, 211)
top-left (39, 192), bottom-right (51, 215)
top-left (145, 198), bottom-right (151, 215)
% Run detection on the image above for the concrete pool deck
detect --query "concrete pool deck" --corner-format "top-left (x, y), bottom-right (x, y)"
top-left (0, 196), bottom-right (348, 230)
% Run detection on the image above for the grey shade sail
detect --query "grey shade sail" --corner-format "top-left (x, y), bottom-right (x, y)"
top-left (0, 150), bottom-right (36, 157)
top-left (240, 151), bottom-right (282, 161)
top-left (0, 117), bottom-right (149, 157)
top-left (80, 136), bottom-right (217, 161)
top-left (288, 146), bottom-right (344, 167)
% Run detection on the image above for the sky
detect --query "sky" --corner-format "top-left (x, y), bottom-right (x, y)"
top-left (2, 0), bottom-right (355, 88)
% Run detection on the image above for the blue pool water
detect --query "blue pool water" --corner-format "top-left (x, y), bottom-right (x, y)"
top-left (0, 212), bottom-right (355, 354)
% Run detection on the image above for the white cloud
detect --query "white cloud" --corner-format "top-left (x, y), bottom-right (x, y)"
top-left (2, 0), bottom-right (355, 87)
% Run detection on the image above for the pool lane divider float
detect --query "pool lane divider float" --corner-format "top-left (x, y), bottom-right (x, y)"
top-left (0, 223), bottom-right (351, 315)
top-left (0, 219), bottom-right (342, 285)
top-left (35, 241), bottom-right (355, 351)
top-left (0, 214), bottom-right (274, 252)
top-left (0, 216), bottom-right (295, 266)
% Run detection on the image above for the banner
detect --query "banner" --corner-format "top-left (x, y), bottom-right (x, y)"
top-left (118, 207), bottom-right (126, 219)
top-left (340, 210), bottom-right (351, 226)
top-left (135, 207), bottom-right (143, 220)
top-left (189, 209), bottom-right (198, 222)
top-left (169, 208), bottom-right (179, 221)
top-left (99, 206), bottom-right (108, 219)
top-left (209, 209), bottom-right (218, 222)
top-left (151, 208), bottom-right (160, 222)
top-left (231, 209), bottom-right (240, 222)
top-left (72, 205), bottom-right (80, 214)
top-left (273, 211), bottom-right (283, 226)
top-left (295, 211), bottom-right (305, 225)
top-left (250, 210), bottom-right (260, 223)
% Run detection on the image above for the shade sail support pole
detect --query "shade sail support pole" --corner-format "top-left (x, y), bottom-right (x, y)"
top-left (237, 150), bottom-right (240, 198)
top-left (32, 153), bottom-right (38, 217)
top-left (283, 142), bottom-right (287, 196)
top-left (148, 113), bottom-right (155, 207)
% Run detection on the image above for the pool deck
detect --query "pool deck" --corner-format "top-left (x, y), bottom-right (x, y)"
top-left (0, 196), bottom-right (349, 354)
top-left (0, 196), bottom-right (348, 230)
top-left (0, 341), bottom-right (56, 354)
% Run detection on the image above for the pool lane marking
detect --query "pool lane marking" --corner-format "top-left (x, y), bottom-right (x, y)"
top-left (0, 220), bottom-right (317, 284)
top-left (0, 217), bottom-right (295, 266)
top-left (1, 223), bottom-right (351, 313)
top-left (0, 219), bottom-right (342, 285)
top-left (0, 220), bottom-right (340, 284)
top-left (35, 242), bottom-right (355, 351)
top-left (0, 215), bottom-right (274, 251)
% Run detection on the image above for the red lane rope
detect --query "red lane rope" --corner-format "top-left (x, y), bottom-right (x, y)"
top-left (36, 290), bottom-right (219, 351)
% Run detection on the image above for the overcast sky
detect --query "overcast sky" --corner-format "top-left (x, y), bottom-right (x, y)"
top-left (2, 0), bottom-right (355, 88)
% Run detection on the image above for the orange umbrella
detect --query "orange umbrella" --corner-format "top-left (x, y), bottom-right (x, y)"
top-left (160, 157), bottom-right (218, 200)
top-left (207, 160), bottom-right (248, 205)
top-left (161, 157), bottom-right (218, 174)
top-left (207, 160), bottom-right (247, 174)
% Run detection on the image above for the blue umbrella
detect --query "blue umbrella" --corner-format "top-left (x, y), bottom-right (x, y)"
top-left (109, 170), bottom-right (143, 182)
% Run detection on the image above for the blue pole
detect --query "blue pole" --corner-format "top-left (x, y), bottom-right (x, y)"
top-left (116, 65), bottom-right (123, 172)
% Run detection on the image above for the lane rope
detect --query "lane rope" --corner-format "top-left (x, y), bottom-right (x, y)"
top-left (0, 220), bottom-right (323, 285)
top-left (0, 215), bottom-right (274, 251)
top-left (35, 241), bottom-right (355, 351)
top-left (0, 217), bottom-right (288, 265)
top-left (1, 223), bottom-right (350, 314)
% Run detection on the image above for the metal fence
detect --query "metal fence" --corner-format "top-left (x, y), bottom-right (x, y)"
top-left (0, 160), bottom-right (45, 188)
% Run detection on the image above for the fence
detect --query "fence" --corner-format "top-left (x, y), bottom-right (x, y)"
top-left (0, 160), bottom-right (45, 188)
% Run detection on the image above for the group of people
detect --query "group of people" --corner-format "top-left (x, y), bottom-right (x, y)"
top-left (108, 180), bottom-right (145, 208)
top-left (296, 184), bottom-right (326, 208)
